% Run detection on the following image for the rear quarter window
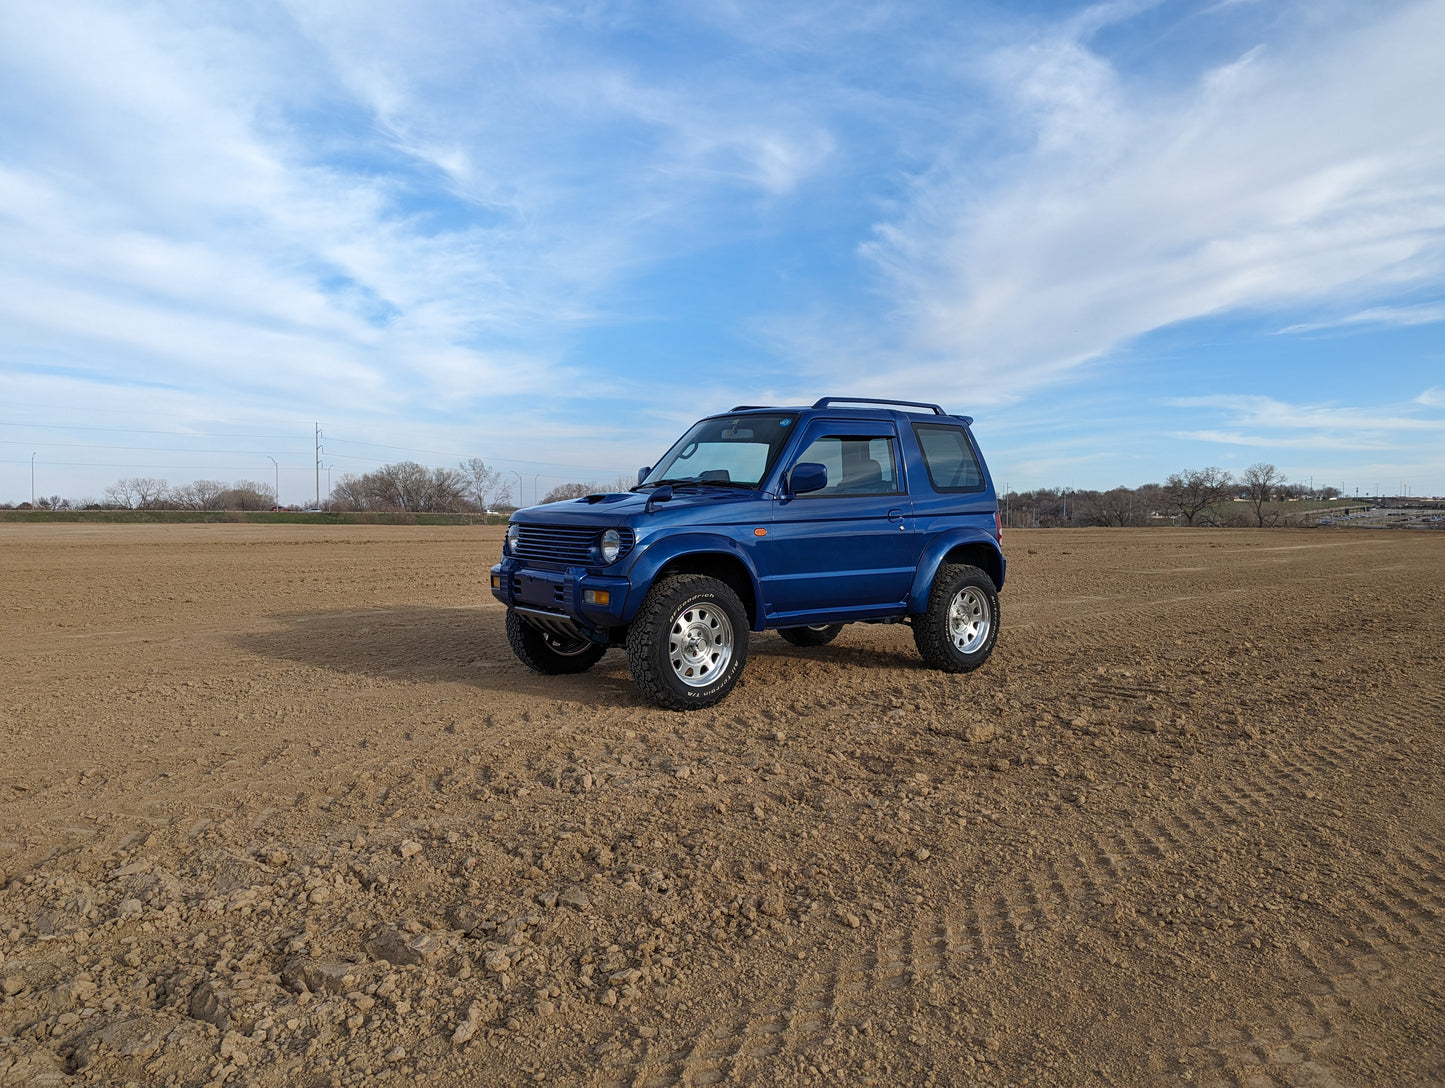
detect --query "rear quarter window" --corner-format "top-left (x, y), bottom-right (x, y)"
top-left (913, 423), bottom-right (985, 493)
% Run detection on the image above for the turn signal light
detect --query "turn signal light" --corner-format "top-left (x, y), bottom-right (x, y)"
top-left (584, 589), bottom-right (611, 606)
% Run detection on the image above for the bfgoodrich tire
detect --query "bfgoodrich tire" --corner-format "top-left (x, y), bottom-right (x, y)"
top-left (505, 609), bottom-right (607, 674)
top-left (625, 575), bottom-right (749, 710)
top-left (778, 624), bottom-right (844, 647)
top-left (913, 564), bottom-right (999, 673)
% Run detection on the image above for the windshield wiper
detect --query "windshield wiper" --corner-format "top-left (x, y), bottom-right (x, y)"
top-left (645, 477), bottom-right (756, 490)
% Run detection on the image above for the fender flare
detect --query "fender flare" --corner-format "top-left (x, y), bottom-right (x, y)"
top-left (620, 533), bottom-right (766, 628)
top-left (907, 529), bottom-right (1006, 613)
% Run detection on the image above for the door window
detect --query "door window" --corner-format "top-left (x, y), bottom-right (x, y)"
top-left (794, 435), bottom-right (900, 496)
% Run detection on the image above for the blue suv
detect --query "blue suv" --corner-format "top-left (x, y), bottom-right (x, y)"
top-left (491, 397), bottom-right (1005, 709)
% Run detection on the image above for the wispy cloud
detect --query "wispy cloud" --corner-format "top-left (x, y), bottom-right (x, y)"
top-left (1277, 302), bottom-right (1445, 334)
top-left (850, 0), bottom-right (1445, 404)
top-left (1170, 429), bottom-right (1405, 451)
top-left (0, 1), bottom-right (840, 426)
top-left (1166, 394), bottom-right (1445, 433)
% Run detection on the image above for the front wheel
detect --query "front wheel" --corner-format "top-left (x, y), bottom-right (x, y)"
top-left (913, 564), bottom-right (999, 672)
top-left (778, 624), bottom-right (843, 647)
top-left (505, 610), bottom-right (607, 674)
top-left (625, 575), bottom-right (749, 710)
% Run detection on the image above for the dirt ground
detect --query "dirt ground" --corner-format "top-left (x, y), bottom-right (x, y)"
top-left (1, 524), bottom-right (1441, 1088)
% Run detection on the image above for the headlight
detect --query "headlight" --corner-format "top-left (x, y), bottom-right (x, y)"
top-left (599, 529), bottom-right (621, 564)
top-left (505, 524), bottom-right (520, 553)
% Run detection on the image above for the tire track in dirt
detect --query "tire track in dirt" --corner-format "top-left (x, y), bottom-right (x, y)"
top-left (1156, 686), bottom-right (1445, 1088)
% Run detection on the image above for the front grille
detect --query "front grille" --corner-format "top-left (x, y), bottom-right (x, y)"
top-left (514, 525), bottom-right (635, 565)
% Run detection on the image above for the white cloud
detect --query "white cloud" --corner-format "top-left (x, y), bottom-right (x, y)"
top-left (1418, 387), bottom-right (1445, 407)
top-left (1170, 429), bottom-right (1404, 451)
top-left (1167, 394), bottom-right (1445, 434)
top-left (854, 0), bottom-right (1445, 404)
top-left (1278, 301), bottom-right (1445, 334)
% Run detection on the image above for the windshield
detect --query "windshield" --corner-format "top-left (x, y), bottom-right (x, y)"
top-left (642, 413), bottom-right (796, 489)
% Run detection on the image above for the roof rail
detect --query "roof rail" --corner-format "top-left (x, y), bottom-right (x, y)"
top-left (812, 396), bottom-right (946, 415)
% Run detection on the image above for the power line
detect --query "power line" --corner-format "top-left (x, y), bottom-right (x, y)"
top-left (0, 421), bottom-right (625, 471)
top-left (0, 420), bottom-right (306, 440)
top-left (1, 458), bottom-right (303, 471)
top-left (1, 440), bottom-right (312, 455)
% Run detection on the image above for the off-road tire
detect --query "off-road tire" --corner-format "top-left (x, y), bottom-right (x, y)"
top-left (625, 575), bottom-right (749, 710)
top-left (505, 609), bottom-right (607, 674)
top-left (778, 624), bottom-right (844, 647)
top-left (913, 564), bottom-right (999, 673)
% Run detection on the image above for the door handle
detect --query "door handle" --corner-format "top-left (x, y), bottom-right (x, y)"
top-left (887, 509), bottom-right (905, 522)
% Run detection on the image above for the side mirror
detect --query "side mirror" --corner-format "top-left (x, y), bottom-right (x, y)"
top-left (789, 462), bottom-right (828, 495)
top-left (637, 466), bottom-right (652, 486)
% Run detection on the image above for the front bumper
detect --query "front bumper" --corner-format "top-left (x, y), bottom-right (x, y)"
top-left (490, 559), bottom-right (633, 641)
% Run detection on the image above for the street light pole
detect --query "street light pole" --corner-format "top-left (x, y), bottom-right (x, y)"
top-left (268, 456), bottom-right (279, 509)
top-left (511, 470), bottom-right (523, 507)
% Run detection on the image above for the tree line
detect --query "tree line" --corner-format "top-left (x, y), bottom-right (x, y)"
top-left (1007, 463), bottom-right (1344, 528)
top-left (9, 460), bottom-right (1350, 524)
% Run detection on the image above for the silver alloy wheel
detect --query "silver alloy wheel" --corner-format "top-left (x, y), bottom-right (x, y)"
top-left (667, 602), bottom-right (734, 687)
top-left (947, 586), bottom-right (991, 654)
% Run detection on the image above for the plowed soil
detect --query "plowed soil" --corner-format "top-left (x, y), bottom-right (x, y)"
top-left (1, 524), bottom-right (1442, 1088)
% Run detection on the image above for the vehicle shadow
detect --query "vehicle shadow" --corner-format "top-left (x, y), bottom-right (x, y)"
top-left (234, 605), bottom-right (638, 704)
top-left (236, 606), bottom-right (924, 706)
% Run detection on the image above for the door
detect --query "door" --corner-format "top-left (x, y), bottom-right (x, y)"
top-left (761, 421), bottom-right (918, 620)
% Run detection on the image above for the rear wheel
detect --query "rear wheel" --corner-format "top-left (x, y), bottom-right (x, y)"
top-left (778, 624), bottom-right (843, 647)
top-left (505, 610), bottom-right (607, 674)
top-left (626, 575), bottom-right (749, 710)
top-left (913, 564), bottom-right (999, 672)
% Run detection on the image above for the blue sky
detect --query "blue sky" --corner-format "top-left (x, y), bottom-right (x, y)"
top-left (2, 0), bottom-right (1443, 506)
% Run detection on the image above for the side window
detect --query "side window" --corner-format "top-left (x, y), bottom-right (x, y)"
top-left (913, 424), bottom-right (985, 493)
top-left (795, 435), bottom-right (900, 496)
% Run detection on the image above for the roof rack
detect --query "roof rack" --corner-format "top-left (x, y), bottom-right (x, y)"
top-left (812, 396), bottom-right (946, 415)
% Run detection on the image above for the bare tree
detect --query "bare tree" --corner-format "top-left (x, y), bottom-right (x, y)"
top-left (102, 477), bottom-right (169, 508)
top-left (1242, 462), bottom-right (1286, 527)
top-left (540, 482), bottom-right (601, 504)
top-left (133, 478), bottom-right (171, 508)
top-left (1075, 486), bottom-right (1143, 526)
top-left (460, 457), bottom-right (500, 510)
top-left (329, 473), bottom-right (366, 511)
top-left (171, 479), bottom-right (229, 511)
top-left (215, 481), bottom-right (274, 510)
top-left (1164, 467), bottom-right (1234, 526)
top-left (328, 462), bottom-right (469, 512)
top-left (103, 479), bottom-right (140, 509)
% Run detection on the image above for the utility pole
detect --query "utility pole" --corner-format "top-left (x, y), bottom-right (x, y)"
top-left (268, 456), bottom-right (279, 508)
top-left (315, 424), bottom-right (323, 508)
top-left (31, 452), bottom-right (37, 506)
top-left (511, 470), bottom-right (523, 508)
